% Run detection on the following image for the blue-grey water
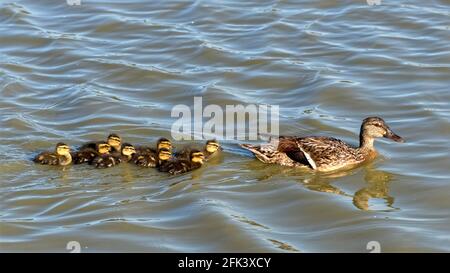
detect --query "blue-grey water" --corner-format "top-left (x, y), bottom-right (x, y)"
top-left (1, 0), bottom-right (450, 252)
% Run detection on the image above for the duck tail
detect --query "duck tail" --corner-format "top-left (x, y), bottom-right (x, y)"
top-left (239, 144), bottom-right (273, 163)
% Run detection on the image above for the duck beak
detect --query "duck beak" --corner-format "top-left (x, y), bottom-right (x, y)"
top-left (384, 128), bottom-right (404, 143)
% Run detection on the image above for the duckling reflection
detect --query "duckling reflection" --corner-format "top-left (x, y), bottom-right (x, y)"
top-left (352, 168), bottom-right (395, 211)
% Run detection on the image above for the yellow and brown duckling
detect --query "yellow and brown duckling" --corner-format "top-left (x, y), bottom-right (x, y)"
top-left (204, 139), bottom-right (222, 160)
top-left (91, 142), bottom-right (117, 169)
top-left (240, 117), bottom-right (404, 172)
top-left (159, 149), bottom-right (205, 175)
top-left (134, 138), bottom-right (173, 167)
top-left (174, 139), bottom-right (221, 161)
top-left (33, 143), bottom-right (72, 166)
top-left (115, 143), bottom-right (137, 164)
top-left (79, 133), bottom-right (122, 153)
top-left (155, 147), bottom-right (173, 168)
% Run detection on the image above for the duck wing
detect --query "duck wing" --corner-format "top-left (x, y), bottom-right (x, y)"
top-left (34, 152), bottom-right (58, 165)
top-left (134, 152), bottom-right (158, 167)
top-left (92, 154), bottom-right (117, 169)
top-left (159, 159), bottom-right (196, 175)
top-left (72, 148), bottom-right (97, 164)
top-left (239, 141), bottom-right (304, 167)
top-left (278, 136), bottom-right (358, 170)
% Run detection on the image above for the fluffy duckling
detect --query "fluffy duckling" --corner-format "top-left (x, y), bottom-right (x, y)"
top-left (33, 143), bottom-right (72, 166)
top-left (91, 142), bottom-right (117, 169)
top-left (203, 139), bottom-right (222, 160)
top-left (134, 138), bottom-right (173, 167)
top-left (155, 148), bottom-right (173, 168)
top-left (174, 139), bottom-right (221, 161)
top-left (79, 134), bottom-right (122, 153)
top-left (115, 143), bottom-right (137, 163)
top-left (159, 150), bottom-right (205, 175)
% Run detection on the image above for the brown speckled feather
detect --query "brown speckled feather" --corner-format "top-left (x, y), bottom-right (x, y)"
top-left (240, 117), bottom-right (403, 172)
top-left (277, 136), bottom-right (366, 171)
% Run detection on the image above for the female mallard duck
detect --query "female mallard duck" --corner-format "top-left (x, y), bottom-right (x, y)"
top-left (240, 117), bottom-right (404, 172)
top-left (79, 134), bottom-right (122, 153)
top-left (159, 150), bottom-right (205, 175)
top-left (134, 138), bottom-right (173, 167)
top-left (174, 139), bottom-right (221, 161)
top-left (33, 143), bottom-right (72, 166)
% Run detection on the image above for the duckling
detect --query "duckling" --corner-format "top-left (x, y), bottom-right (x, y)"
top-left (134, 147), bottom-right (172, 168)
top-left (203, 139), bottom-right (222, 160)
top-left (33, 143), bottom-right (72, 166)
top-left (240, 117), bottom-right (404, 172)
top-left (159, 150), bottom-right (205, 175)
top-left (115, 143), bottom-right (137, 163)
top-left (135, 137), bottom-right (172, 154)
top-left (155, 148), bottom-right (173, 168)
top-left (79, 133), bottom-right (122, 153)
top-left (91, 142), bottom-right (117, 169)
top-left (134, 138), bottom-right (173, 167)
top-left (174, 139), bottom-right (221, 161)
top-left (72, 147), bottom-right (98, 164)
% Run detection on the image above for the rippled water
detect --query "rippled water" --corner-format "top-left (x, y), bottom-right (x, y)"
top-left (1, 0), bottom-right (450, 252)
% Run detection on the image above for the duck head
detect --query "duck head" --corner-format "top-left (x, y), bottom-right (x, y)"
top-left (205, 139), bottom-right (221, 153)
top-left (107, 134), bottom-right (122, 151)
top-left (360, 117), bottom-right (404, 149)
top-left (157, 138), bottom-right (172, 151)
top-left (158, 148), bottom-right (172, 162)
top-left (190, 150), bottom-right (205, 164)
top-left (121, 143), bottom-right (136, 157)
top-left (97, 142), bottom-right (111, 155)
top-left (56, 143), bottom-right (71, 156)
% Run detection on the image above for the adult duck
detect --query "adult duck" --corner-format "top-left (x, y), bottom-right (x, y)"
top-left (240, 117), bottom-right (404, 172)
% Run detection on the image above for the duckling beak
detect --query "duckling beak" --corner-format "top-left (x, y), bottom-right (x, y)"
top-left (384, 129), bottom-right (404, 143)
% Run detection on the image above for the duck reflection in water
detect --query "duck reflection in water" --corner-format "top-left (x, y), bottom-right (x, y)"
top-left (300, 164), bottom-right (396, 211)
top-left (352, 167), bottom-right (395, 211)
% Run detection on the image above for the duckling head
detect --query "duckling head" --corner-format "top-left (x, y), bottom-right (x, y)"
top-left (205, 139), bottom-right (221, 153)
top-left (158, 148), bottom-right (172, 161)
top-left (56, 143), bottom-right (71, 155)
top-left (361, 117), bottom-right (404, 143)
top-left (97, 142), bottom-right (111, 155)
top-left (107, 134), bottom-right (122, 150)
top-left (190, 150), bottom-right (205, 164)
top-left (157, 138), bottom-right (172, 151)
top-left (121, 143), bottom-right (136, 156)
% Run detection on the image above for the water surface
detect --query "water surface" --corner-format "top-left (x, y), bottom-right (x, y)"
top-left (1, 0), bottom-right (450, 252)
